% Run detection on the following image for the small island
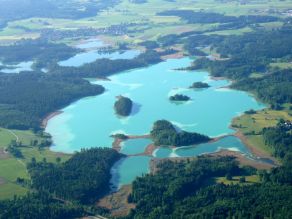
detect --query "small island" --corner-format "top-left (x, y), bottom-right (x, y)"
top-left (114, 96), bottom-right (133, 116)
top-left (169, 94), bottom-right (191, 101)
top-left (189, 82), bottom-right (210, 89)
top-left (150, 120), bottom-right (211, 146)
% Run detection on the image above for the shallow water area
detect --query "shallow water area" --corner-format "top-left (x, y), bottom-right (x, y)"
top-left (0, 61), bottom-right (33, 73)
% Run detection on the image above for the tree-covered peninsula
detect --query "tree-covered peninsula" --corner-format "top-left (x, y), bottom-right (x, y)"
top-left (114, 96), bottom-right (133, 116)
top-left (150, 120), bottom-right (211, 146)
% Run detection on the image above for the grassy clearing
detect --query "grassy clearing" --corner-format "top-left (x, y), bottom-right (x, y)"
top-left (0, 182), bottom-right (28, 200)
top-left (232, 107), bottom-right (292, 154)
top-left (216, 175), bottom-right (260, 185)
top-left (0, 128), bottom-right (44, 148)
top-left (0, 157), bottom-right (29, 200)
top-left (270, 62), bottom-right (292, 70)
top-left (249, 73), bottom-right (265, 78)
top-left (205, 27), bottom-right (252, 36)
top-left (0, 128), bottom-right (71, 199)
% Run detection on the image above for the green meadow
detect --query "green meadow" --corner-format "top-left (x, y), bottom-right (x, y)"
top-left (0, 128), bottom-right (70, 200)
top-left (0, 0), bottom-right (289, 44)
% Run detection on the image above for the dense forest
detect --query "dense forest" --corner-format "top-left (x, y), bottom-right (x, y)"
top-left (150, 120), bottom-right (211, 146)
top-left (0, 39), bottom-right (78, 65)
top-left (0, 0), bottom-right (120, 27)
top-left (28, 148), bottom-right (123, 204)
top-left (125, 154), bottom-right (292, 219)
top-left (0, 73), bottom-right (104, 129)
top-left (232, 69), bottom-right (292, 105)
top-left (114, 96), bottom-right (133, 116)
top-left (262, 120), bottom-right (292, 159)
top-left (0, 192), bottom-right (85, 219)
top-left (189, 28), bottom-right (292, 105)
top-left (158, 10), bottom-right (279, 32)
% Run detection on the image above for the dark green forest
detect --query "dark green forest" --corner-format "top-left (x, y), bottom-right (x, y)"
top-left (28, 148), bottom-right (122, 204)
top-left (189, 28), bottom-right (292, 105)
top-left (232, 69), bottom-right (292, 105)
top-left (0, 0), bottom-right (120, 28)
top-left (0, 192), bottom-right (85, 219)
top-left (0, 39), bottom-right (78, 64)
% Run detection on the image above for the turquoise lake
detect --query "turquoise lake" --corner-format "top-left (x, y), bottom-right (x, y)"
top-left (75, 39), bottom-right (105, 49)
top-left (45, 57), bottom-right (266, 187)
top-left (120, 138), bottom-right (152, 155)
top-left (110, 156), bottom-right (152, 190)
top-left (58, 49), bottom-right (140, 67)
top-left (153, 135), bottom-right (251, 158)
top-left (0, 61), bottom-right (33, 73)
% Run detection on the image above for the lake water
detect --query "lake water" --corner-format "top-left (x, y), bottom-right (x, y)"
top-left (58, 50), bottom-right (141, 67)
top-left (59, 39), bottom-right (141, 67)
top-left (110, 156), bottom-right (152, 190)
top-left (0, 61), bottom-right (33, 73)
top-left (120, 138), bottom-right (152, 155)
top-left (46, 57), bottom-right (265, 187)
top-left (75, 39), bottom-right (105, 49)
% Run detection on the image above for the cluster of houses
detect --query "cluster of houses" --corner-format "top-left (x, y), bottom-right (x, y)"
top-left (279, 120), bottom-right (292, 131)
top-left (40, 24), bottom-right (136, 41)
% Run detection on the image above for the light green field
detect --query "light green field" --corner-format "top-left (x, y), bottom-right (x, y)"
top-left (205, 27), bottom-right (253, 36)
top-left (0, 128), bottom-right (71, 200)
top-left (216, 175), bottom-right (260, 185)
top-left (270, 62), bottom-right (292, 70)
top-left (249, 73), bottom-right (265, 78)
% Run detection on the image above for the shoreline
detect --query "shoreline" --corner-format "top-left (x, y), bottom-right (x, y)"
top-left (233, 131), bottom-right (279, 165)
top-left (161, 52), bottom-right (184, 60)
top-left (41, 111), bottom-right (63, 129)
top-left (112, 134), bottom-right (151, 152)
top-left (207, 150), bottom-right (275, 170)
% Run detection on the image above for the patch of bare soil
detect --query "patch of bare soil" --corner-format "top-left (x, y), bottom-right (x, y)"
top-left (97, 185), bottom-right (135, 217)
top-left (207, 150), bottom-right (275, 170)
top-left (0, 177), bottom-right (6, 185)
top-left (0, 148), bottom-right (9, 159)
